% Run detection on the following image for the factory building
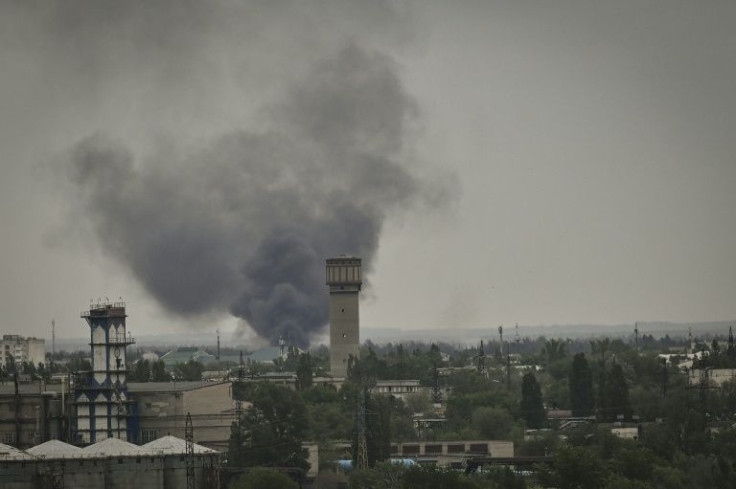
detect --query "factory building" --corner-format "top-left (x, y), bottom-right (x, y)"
top-left (129, 381), bottom-right (238, 450)
top-left (0, 435), bottom-right (218, 489)
top-left (0, 302), bottom-right (237, 451)
top-left (1, 335), bottom-right (45, 370)
top-left (326, 256), bottom-right (362, 377)
top-left (0, 380), bottom-right (236, 452)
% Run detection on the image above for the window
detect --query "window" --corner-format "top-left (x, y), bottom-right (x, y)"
top-left (425, 444), bottom-right (442, 454)
top-left (402, 444), bottom-right (419, 455)
top-left (469, 443), bottom-right (488, 454)
top-left (447, 443), bottom-right (465, 453)
top-left (141, 429), bottom-right (158, 443)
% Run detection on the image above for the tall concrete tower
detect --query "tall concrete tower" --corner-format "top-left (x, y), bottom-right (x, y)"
top-left (74, 302), bottom-right (135, 444)
top-left (327, 256), bottom-right (362, 377)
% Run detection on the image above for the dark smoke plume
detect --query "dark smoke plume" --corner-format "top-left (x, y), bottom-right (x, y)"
top-left (68, 45), bottom-right (435, 347)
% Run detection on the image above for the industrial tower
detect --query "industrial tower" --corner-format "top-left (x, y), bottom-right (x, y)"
top-left (326, 256), bottom-right (362, 377)
top-left (73, 302), bottom-right (135, 444)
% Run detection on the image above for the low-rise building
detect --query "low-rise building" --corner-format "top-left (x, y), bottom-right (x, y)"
top-left (373, 380), bottom-right (425, 402)
top-left (689, 368), bottom-right (736, 387)
top-left (334, 440), bottom-right (514, 469)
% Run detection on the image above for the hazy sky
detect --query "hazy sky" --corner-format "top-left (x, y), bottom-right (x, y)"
top-left (1, 1), bottom-right (735, 345)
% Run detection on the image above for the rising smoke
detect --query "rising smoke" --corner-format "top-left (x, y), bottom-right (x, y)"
top-left (66, 34), bottom-right (441, 346)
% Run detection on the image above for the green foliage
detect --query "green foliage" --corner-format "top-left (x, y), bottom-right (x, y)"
top-left (520, 372), bottom-right (545, 428)
top-left (472, 406), bottom-right (513, 439)
top-left (228, 382), bottom-right (310, 471)
top-left (401, 465), bottom-right (479, 489)
top-left (228, 467), bottom-right (298, 489)
top-left (537, 445), bottom-right (607, 489)
top-left (349, 462), bottom-right (405, 489)
top-left (295, 353), bottom-right (313, 391)
top-left (542, 339), bottom-right (568, 365)
top-left (128, 359), bottom-right (170, 382)
top-left (569, 353), bottom-right (594, 416)
top-left (601, 364), bottom-right (631, 422)
top-left (173, 359), bottom-right (203, 381)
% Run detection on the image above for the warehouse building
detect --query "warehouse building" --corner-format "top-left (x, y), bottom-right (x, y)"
top-left (0, 435), bottom-right (218, 489)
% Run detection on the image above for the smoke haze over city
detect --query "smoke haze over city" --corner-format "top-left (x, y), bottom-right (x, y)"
top-left (1, 1), bottom-right (736, 343)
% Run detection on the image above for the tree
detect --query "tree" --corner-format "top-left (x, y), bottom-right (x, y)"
top-left (537, 446), bottom-right (607, 489)
top-left (296, 353), bottom-right (313, 391)
top-left (401, 465), bottom-right (480, 489)
top-left (229, 467), bottom-right (298, 489)
top-left (349, 461), bottom-right (405, 489)
top-left (542, 339), bottom-right (567, 364)
top-left (228, 382), bottom-right (310, 471)
top-left (569, 353), bottom-right (594, 416)
top-left (151, 360), bottom-right (170, 381)
top-left (520, 372), bottom-right (545, 428)
top-left (472, 406), bottom-right (512, 439)
top-left (129, 359), bottom-right (150, 382)
top-left (604, 364), bottom-right (631, 421)
top-left (174, 359), bottom-right (203, 381)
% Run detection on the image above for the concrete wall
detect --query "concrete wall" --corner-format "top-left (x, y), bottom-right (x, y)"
top-left (329, 292), bottom-right (360, 377)
top-left (0, 462), bottom-right (37, 489)
top-left (104, 456), bottom-right (165, 489)
top-left (0, 392), bottom-right (64, 449)
top-left (162, 455), bottom-right (219, 489)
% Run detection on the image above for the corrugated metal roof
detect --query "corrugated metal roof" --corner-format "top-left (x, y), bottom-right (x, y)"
top-left (143, 436), bottom-right (218, 455)
top-left (0, 442), bottom-right (36, 461)
top-left (82, 437), bottom-right (149, 457)
top-left (27, 439), bottom-right (84, 459)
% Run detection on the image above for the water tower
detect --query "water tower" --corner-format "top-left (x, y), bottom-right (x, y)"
top-left (326, 256), bottom-right (362, 377)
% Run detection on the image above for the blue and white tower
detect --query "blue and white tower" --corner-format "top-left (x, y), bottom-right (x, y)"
top-left (74, 302), bottom-right (135, 444)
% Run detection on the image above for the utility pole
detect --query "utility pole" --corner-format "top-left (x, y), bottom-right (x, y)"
top-left (498, 326), bottom-right (503, 356)
top-left (186, 412), bottom-right (195, 489)
top-left (356, 387), bottom-right (369, 470)
top-left (431, 362), bottom-right (443, 404)
top-left (634, 322), bottom-right (639, 352)
top-left (506, 341), bottom-right (511, 390)
top-left (477, 340), bottom-right (486, 375)
top-left (216, 329), bottom-right (220, 361)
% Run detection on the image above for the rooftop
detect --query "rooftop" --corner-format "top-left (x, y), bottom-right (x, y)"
top-left (27, 440), bottom-right (83, 459)
top-left (82, 437), bottom-right (148, 457)
top-left (143, 436), bottom-right (217, 455)
top-left (0, 442), bottom-right (36, 461)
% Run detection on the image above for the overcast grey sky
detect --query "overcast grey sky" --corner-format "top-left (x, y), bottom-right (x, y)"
top-left (1, 1), bottom-right (735, 344)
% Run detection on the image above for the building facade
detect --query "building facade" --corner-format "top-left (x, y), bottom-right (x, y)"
top-left (1, 335), bottom-right (46, 369)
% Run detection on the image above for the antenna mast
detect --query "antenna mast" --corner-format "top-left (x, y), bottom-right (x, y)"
top-left (51, 319), bottom-right (56, 358)
top-left (634, 322), bottom-right (639, 352)
top-left (216, 329), bottom-right (220, 361)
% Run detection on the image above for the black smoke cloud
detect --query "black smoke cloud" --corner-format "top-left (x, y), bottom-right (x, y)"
top-left (68, 45), bottom-right (436, 347)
